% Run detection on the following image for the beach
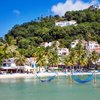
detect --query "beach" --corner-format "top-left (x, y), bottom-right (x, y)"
top-left (0, 72), bottom-right (100, 79)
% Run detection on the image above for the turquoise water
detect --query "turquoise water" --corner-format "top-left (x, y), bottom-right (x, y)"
top-left (0, 76), bottom-right (100, 100)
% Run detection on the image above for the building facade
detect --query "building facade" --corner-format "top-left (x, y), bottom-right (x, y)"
top-left (71, 39), bottom-right (100, 53)
top-left (55, 20), bottom-right (77, 27)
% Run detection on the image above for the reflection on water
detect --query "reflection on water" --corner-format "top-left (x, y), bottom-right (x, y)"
top-left (0, 77), bottom-right (38, 83)
top-left (0, 76), bottom-right (100, 100)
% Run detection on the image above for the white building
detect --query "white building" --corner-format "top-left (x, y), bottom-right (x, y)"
top-left (71, 40), bottom-right (88, 49)
top-left (41, 41), bottom-right (60, 48)
top-left (26, 57), bottom-right (45, 73)
top-left (41, 41), bottom-right (69, 56)
top-left (71, 40), bottom-right (79, 48)
top-left (71, 39), bottom-right (100, 53)
top-left (1, 58), bottom-right (35, 73)
top-left (58, 48), bottom-right (69, 56)
top-left (41, 42), bottom-right (52, 47)
top-left (2, 58), bottom-right (17, 70)
top-left (86, 41), bottom-right (100, 53)
top-left (55, 20), bottom-right (77, 27)
top-left (86, 41), bottom-right (98, 50)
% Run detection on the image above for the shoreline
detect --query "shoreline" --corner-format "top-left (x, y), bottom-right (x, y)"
top-left (0, 72), bottom-right (100, 79)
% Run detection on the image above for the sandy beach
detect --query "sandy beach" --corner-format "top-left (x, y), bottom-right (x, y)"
top-left (0, 72), bottom-right (100, 79)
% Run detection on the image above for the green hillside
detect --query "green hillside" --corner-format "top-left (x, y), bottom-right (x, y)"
top-left (1, 6), bottom-right (100, 57)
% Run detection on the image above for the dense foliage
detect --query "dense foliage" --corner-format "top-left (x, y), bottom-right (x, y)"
top-left (1, 6), bottom-right (100, 58)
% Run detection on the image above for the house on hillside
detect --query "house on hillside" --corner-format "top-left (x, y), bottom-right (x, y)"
top-left (41, 41), bottom-right (60, 48)
top-left (41, 42), bottom-right (52, 47)
top-left (71, 39), bottom-right (100, 53)
top-left (41, 41), bottom-right (69, 56)
top-left (55, 20), bottom-right (77, 27)
top-left (58, 48), bottom-right (69, 56)
top-left (71, 40), bottom-right (87, 49)
top-left (71, 40), bottom-right (79, 48)
top-left (86, 41), bottom-right (100, 53)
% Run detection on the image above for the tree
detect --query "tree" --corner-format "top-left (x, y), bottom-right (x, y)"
top-left (48, 50), bottom-right (59, 68)
top-left (33, 47), bottom-right (47, 69)
top-left (75, 40), bottom-right (88, 68)
top-left (89, 51), bottom-right (100, 69)
top-left (0, 45), bottom-right (4, 65)
top-left (3, 43), bottom-right (10, 59)
top-left (15, 55), bottom-right (26, 66)
top-left (63, 49), bottom-right (78, 71)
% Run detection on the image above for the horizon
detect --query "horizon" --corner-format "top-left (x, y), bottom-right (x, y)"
top-left (0, 0), bottom-right (100, 37)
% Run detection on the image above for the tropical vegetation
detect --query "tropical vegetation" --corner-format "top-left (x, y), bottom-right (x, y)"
top-left (0, 6), bottom-right (100, 70)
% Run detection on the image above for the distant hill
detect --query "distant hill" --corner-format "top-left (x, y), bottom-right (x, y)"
top-left (5, 6), bottom-right (100, 51)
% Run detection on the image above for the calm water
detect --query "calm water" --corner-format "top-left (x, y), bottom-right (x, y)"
top-left (0, 76), bottom-right (100, 100)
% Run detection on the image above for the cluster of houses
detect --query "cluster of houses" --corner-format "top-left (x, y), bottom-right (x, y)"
top-left (41, 40), bottom-right (100, 54)
top-left (41, 41), bottom-right (69, 56)
top-left (0, 39), bottom-right (100, 74)
top-left (0, 57), bottom-right (45, 74)
top-left (55, 20), bottom-right (100, 53)
top-left (71, 40), bottom-right (100, 53)
top-left (41, 40), bottom-right (100, 69)
top-left (1, 15), bottom-right (100, 73)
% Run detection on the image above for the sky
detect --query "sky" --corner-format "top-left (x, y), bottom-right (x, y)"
top-left (0, 0), bottom-right (100, 37)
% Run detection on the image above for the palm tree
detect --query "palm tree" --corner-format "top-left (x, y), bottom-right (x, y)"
top-left (62, 49), bottom-right (78, 83)
top-left (3, 43), bottom-right (10, 59)
top-left (75, 40), bottom-right (88, 69)
top-left (0, 45), bottom-right (4, 65)
top-left (14, 49), bottom-right (27, 73)
top-left (35, 46), bottom-right (60, 72)
top-left (63, 49), bottom-right (78, 72)
top-left (87, 51), bottom-right (100, 83)
top-left (51, 41), bottom-right (59, 51)
top-left (44, 47), bottom-right (52, 68)
top-left (89, 51), bottom-right (100, 69)
top-left (15, 55), bottom-right (26, 66)
top-left (48, 50), bottom-right (59, 68)
top-left (2, 37), bottom-right (18, 59)
top-left (79, 54), bottom-right (88, 68)
top-left (36, 52), bottom-right (47, 68)
top-left (33, 47), bottom-right (47, 71)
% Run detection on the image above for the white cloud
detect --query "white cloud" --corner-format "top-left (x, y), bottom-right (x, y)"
top-left (13, 9), bottom-right (21, 16)
top-left (51, 0), bottom-right (100, 16)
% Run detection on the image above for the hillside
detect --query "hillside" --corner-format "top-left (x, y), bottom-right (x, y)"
top-left (2, 6), bottom-right (100, 57)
